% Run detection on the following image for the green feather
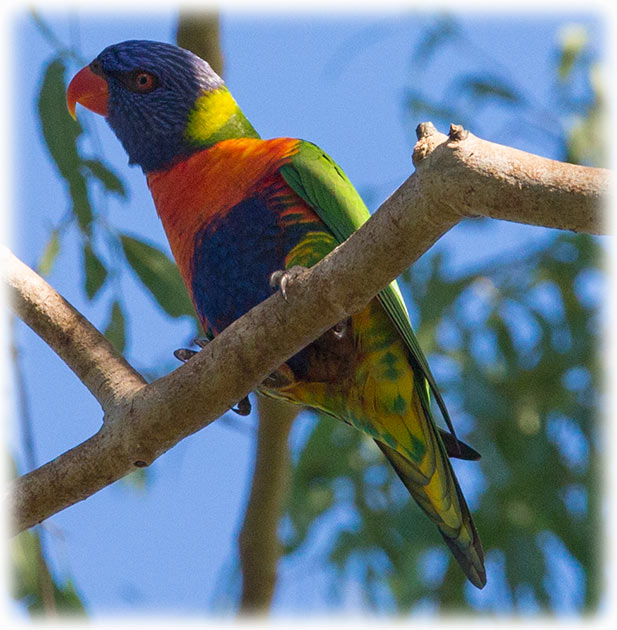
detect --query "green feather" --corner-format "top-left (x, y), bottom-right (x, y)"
top-left (280, 140), bottom-right (458, 442)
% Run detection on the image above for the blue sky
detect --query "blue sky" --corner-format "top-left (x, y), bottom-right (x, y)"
top-left (7, 5), bottom-right (606, 619)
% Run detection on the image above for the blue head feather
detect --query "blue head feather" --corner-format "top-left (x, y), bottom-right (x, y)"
top-left (95, 40), bottom-right (224, 172)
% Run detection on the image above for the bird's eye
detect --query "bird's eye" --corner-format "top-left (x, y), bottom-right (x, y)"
top-left (90, 59), bottom-right (104, 76)
top-left (130, 71), bottom-right (158, 93)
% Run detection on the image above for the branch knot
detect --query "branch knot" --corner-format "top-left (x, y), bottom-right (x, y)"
top-left (413, 122), bottom-right (445, 166)
top-left (449, 123), bottom-right (469, 142)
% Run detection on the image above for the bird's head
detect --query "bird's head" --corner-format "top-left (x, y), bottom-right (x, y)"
top-left (67, 40), bottom-right (252, 172)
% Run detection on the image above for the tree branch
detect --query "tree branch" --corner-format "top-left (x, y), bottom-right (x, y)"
top-left (176, 10), bottom-right (224, 77)
top-left (413, 123), bottom-right (606, 233)
top-left (6, 124), bottom-right (608, 534)
top-left (3, 247), bottom-right (145, 410)
top-left (239, 397), bottom-right (297, 613)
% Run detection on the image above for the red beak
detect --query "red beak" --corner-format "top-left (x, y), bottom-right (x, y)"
top-left (66, 65), bottom-right (109, 119)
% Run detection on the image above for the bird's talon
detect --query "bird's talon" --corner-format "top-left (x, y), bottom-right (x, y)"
top-left (231, 396), bottom-right (252, 416)
top-left (269, 266), bottom-right (306, 302)
top-left (269, 269), bottom-right (285, 289)
top-left (175, 332), bottom-right (214, 361)
top-left (269, 269), bottom-right (290, 301)
top-left (174, 348), bottom-right (198, 363)
top-left (193, 336), bottom-right (211, 348)
top-left (261, 366), bottom-right (294, 389)
top-left (331, 318), bottom-right (350, 340)
top-left (281, 275), bottom-right (291, 301)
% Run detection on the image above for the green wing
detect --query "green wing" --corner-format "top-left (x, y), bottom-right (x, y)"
top-left (280, 140), bottom-right (456, 438)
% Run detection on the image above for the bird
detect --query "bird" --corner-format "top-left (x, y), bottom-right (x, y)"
top-left (67, 39), bottom-right (486, 589)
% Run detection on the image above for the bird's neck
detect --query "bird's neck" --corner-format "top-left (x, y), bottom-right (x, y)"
top-left (184, 87), bottom-right (260, 149)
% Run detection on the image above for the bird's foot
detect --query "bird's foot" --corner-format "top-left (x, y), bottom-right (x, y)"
top-left (232, 396), bottom-right (252, 416)
top-left (269, 266), bottom-right (307, 302)
top-left (330, 317), bottom-right (351, 340)
top-left (261, 365), bottom-right (295, 389)
top-left (173, 335), bottom-right (251, 416)
top-left (194, 335), bottom-right (213, 348)
top-left (172, 334), bottom-right (213, 363)
top-left (173, 347), bottom-right (198, 362)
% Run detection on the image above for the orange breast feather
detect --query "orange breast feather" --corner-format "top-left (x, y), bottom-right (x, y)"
top-left (146, 137), bottom-right (299, 285)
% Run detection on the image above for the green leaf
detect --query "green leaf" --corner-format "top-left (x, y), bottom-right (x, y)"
top-left (120, 234), bottom-right (195, 318)
top-left (82, 159), bottom-right (127, 197)
top-left (121, 467), bottom-right (149, 490)
top-left (37, 229), bottom-right (60, 276)
top-left (413, 15), bottom-right (459, 65)
top-left (11, 528), bottom-right (85, 615)
top-left (37, 57), bottom-right (93, 231)
top-left (37, 57), bottom-right (82, 178)
top-left (51, 579), bottom-right (85, 614)
top-left (104, 300), bottom-right (126, 353)
top-left (83, 244), bottom-right (108, 300)
top-left (558, 25), bottom-right (588, 81)
top-left (69, 176), bottom-right (93, 231)
top-left (11, 530), bottom-right (38, 603)
top-left (456, 74), bottom-right (521, 104)
top-left (405, 91), bottom-right (465, 127)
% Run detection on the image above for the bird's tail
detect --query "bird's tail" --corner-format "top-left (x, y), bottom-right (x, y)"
top-left (373, 390), bottom-right (486, 589)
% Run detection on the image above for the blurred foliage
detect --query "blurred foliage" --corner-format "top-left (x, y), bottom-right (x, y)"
top-left (9, 457), bottom-right (86, 615)
top-left (120, 235), bottom-right (196, 319)
top-left (404, 15), bottom-right (605, 168)
top-left (281, 16), bottom-right (605, 613)
top-left (11, 528), bottom-right (86, 616)
top-left (284, 231), bottom-right (602, 611)
top-left (556, 26), bottom-right (605, 167)
top-left (103, 300), bottom-right (127, 353)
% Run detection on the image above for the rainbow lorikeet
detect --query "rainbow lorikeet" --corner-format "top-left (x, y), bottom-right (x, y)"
top-left (67, 40), bottom-right (486, 588)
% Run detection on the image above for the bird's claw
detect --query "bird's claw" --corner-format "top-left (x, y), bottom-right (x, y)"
top-left (269, 266), bottom-right (306, 302)
top-left (193, 335), bottom-right (212, 349)
top-left (231, 396), bottom-right (252, 416)
top-left (174, 340), bottom-right (252, 417)
top-left (331, 318), bottom-right (351, 340)
top-left (173, 334), bottom-right (213, 363)
top-left (261, 367), bottom-right (294, 389)
top-left (173, 347), bottom-right (198, 362)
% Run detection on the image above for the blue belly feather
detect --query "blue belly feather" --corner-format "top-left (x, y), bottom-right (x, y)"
top-left (190, 188), bottom-right (321, 333)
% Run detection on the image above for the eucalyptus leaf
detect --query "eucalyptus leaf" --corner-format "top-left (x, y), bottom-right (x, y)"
top-left (37, 57), bottom-right (81, 178)
top-left (38, 57), bottom-right (93, 231)
top-left (413, 16), bottom-right (459, 66)
top-left (82, 159), bottom-right (127, 197)
top-left (558, 25), bottom-right (588, 81)
top-left (69, 174), bottom-right (94, 231)
top-left (11, 529), bottom-right (85, 615)
top-left (37, 229), bottom-right (60, 276)
top-left (120, 234), bottom-right (195, 318)
top-left (455, 74), bottom-right (521, 104)
top-left (83, 244), bottom-right (108, 300)
top-left (104, 300), bottom-right (126, 353)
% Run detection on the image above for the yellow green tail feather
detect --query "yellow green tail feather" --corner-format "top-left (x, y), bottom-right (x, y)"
top-left (262, 295), bottom-right (486, 588)
top-left (374, 432), bottom-right (486, 589)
